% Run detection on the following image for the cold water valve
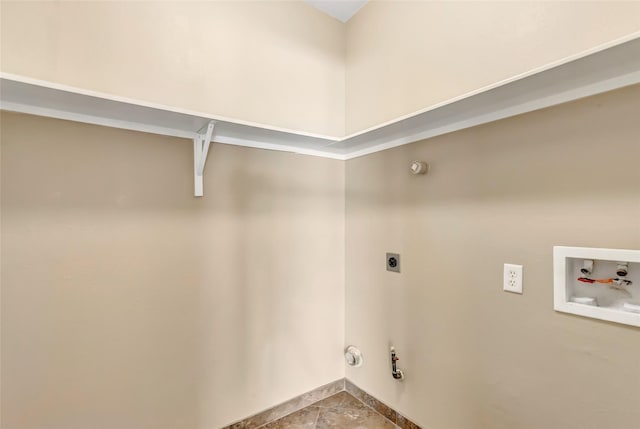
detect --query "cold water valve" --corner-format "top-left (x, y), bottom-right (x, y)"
top-left (390, 347), bottom-right (404, 381)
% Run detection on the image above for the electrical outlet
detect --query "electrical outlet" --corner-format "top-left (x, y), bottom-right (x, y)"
top-left (386, 253), bottom-right (400, 273)
top-left (503, 263), bottom-right (523, 294)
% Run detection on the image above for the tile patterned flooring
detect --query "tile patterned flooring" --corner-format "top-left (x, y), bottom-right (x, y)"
top-left (258, 391), bottom-right (398, 429)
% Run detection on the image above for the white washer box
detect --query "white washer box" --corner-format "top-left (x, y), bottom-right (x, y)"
top-left (554, 246), bottom-right (640, 327)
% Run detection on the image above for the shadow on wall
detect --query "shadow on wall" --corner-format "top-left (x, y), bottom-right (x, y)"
top-left (0, 113), bottom-right (345, 429)
top-left (346, 85), bottom-right (640, 209)
top-left (343, 85), bottom-right (640, 429)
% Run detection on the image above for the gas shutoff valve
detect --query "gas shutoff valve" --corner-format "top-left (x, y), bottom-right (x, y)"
top-left (390, 347), bottom-right (405, 381)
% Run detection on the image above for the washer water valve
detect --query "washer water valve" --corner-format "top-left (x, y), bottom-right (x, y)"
top-left (616, 262), bottom-right (629, 277)
top-left (580, 259), bottom-right (594, 276)
top-left (390, 347), bottom-right (405, 381)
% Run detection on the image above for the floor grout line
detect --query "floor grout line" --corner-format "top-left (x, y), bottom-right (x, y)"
top-left (312, 406), bottom-right (321, 429)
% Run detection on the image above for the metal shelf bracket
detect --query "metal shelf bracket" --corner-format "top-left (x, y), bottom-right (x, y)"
top-left (193, 121), bottom-right (215, 197)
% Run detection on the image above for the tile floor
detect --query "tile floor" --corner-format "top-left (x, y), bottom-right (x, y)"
top-left (258, 391), bottom-right (398, 429)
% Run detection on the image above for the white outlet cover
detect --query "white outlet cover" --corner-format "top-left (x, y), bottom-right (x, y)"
top-left (504, 263), bottom-right (523, 294)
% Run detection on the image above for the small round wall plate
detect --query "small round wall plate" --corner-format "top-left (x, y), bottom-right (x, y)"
top-left (344, 345), bottom-right (363, 367)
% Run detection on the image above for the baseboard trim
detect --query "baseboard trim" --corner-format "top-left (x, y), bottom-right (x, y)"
top-left (221, 378), bottom-right (422, 429)
top-left (221, 379), bottom-right (345, 429)
top-left (345, 379), bottom-right (421, 429)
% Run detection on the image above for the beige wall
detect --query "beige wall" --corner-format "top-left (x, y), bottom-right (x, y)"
top-left (0, 0), bottom-right (346, 137)
top-left (0, 113), bottom-right (346, 429)
top-left (2, 85), bottom-right (640, 429)
top-left (4, 2), bottom-right (640, 138)
top-left (345, 85), bottom-right (640, 429)
top-left (346, 1), bottom-right (640, 134)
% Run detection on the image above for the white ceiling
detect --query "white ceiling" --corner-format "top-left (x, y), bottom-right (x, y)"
top-left (305, 0), bottom-right (368, 23)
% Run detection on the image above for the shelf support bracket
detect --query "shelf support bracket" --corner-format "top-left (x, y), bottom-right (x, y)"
top-left (193, 121), bottom-right (215, 197)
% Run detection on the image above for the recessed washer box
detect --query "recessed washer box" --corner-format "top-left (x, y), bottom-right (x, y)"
top-left (554, 246), bottom-right (640, 327)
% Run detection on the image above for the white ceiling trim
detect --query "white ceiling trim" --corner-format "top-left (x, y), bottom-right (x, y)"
top-left (1, 32), bottom-right (639, 161)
